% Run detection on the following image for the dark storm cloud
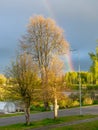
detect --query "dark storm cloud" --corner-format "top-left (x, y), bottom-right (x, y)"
top-left (0, 47), bottom-right (13, 73)
top-left (0, 0), bottom-right (98, 73)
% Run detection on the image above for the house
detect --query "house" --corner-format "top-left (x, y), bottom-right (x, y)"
top-left (0, 102), bottom-right (16, 113)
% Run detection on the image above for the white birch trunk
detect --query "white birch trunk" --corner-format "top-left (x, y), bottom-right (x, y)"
top-left (54, 97), bottom-right (58, 119)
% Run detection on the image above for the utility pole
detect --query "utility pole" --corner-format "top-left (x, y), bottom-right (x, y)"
top-left (70, 49), bottom-right (82, 115)
top-left (78, 51), bottom-right (82, 115)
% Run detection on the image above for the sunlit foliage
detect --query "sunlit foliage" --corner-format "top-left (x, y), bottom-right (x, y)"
top-left (20, 15), bottom-right (69, 110)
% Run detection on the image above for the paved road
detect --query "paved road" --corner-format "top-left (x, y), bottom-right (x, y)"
top-left (0, 105), bottom-right (98, 126)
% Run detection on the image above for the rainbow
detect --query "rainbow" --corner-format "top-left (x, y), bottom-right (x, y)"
top-left (64, 51), bottom-right (74, 72)
top-left (42, 0), bottom-right (56, 19)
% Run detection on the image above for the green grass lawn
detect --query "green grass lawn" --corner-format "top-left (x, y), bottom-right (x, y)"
top-left (0, 112), bottom-right (24, 118)
top-left (52, 120), bottom-right (98, 130)
top-left (0, 115), bottom-right (98, 130)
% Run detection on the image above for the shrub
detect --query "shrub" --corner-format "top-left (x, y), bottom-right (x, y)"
top-left (83, 97), bottom-right (93, 105)
top-left (59, 100), bottom-right (67, 108)
top-left (59, 98), bottom-right (73, 108)
top-left (30, 105), bottom-right (45, 111)
top-left (30, 101), bottom-right (45, 111)
top-left (87, 84), bottom-right (98, 90)
top-left (69, 93), bottom-right (79, 101)
top-left (72, 100), bottom-right (79, 107)
top-left (93, 100), bottom-right (98, 104)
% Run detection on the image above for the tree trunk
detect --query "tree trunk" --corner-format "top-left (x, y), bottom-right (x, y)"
top-left (44, 101), bottom-right (49, 111)
top-left (25, 107), bottom-right (30, 125)
top-left (41, 67), bottom-right (49, 111)
top-left (54, 97), bottom-right (58, 119)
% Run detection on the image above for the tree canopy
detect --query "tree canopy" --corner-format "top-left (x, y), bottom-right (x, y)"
top-left (20, 15), bottom-right (69, 110)
top-left (89, 45), bottom-right (98, 84)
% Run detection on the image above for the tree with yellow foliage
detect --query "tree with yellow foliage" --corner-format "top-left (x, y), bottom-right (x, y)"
top-left (47, 56), bottom-right (65, 119)
top-left (0, 74), bottom-right (7, 100)
top-left (6, 53), bottom-right (40, 125)
top-left (89, 45), bottom-right (98, 84)
top-left (20, 15), bottom-right (69, 110)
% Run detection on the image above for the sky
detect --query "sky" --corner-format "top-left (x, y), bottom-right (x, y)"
top-left (0, 0), bottom-right (98, 73)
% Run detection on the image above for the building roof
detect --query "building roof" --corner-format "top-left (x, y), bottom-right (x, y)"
top-left (0, 102), bottom-right (7, 110)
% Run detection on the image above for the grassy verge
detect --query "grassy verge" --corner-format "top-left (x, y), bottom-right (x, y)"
top-left (0, 111), bottom-right (39, 118)
top-left (0, 115), bottom-right (98, 130)
top-left (0, 112), bottom-right (24, 118)
top-left (52, 120), bottom-right (98, 130)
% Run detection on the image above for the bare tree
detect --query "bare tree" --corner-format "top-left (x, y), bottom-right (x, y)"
top-left (20, 15), bottom-right (69, 110)
top-left (6, 53), bottom-right (39, 125)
